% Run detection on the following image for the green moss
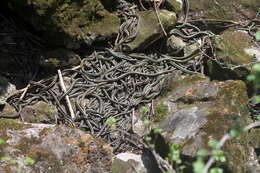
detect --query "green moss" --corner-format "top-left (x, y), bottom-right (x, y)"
top-left (154, 103), bottom-right (168, 122)
top-left (9, 0), bottom-right (120, 46)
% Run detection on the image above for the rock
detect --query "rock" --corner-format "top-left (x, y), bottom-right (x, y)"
top-left (112, 153), bottom-right (147, 173)
top-left (0, 119), bottom-right (112, 173)
top-left (0, 76), bottom-right (16, 102)
top-left (166, 35), bottom-right (186, 55)
top-left (189, 0), bottom-right (259, 23)
top-left (125, 10), bottom-right (177, 51)
top-left (112, 151), bottom-right (161, 173)
top-left (154, 74), bottom-right (256, 172)
top-left (208, 30), bottom-right (258, 80)
top-left (165, 0), bottom-right (182, 14)
top-left (21, 101), bottom-right (58, 123)
top-left (0, 101), bottom-right (17, 118)
top-left (8, 0), bottom-right (120, 48)
top-left (244, 47), bottom-right (260, 61)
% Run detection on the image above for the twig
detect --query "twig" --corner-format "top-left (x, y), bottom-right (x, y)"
top-left (19, 84), bottom-right (30, 100)
top-left (203, 121), bottom-right (260, 172)
top-left (153, 0), bottom-right (167, 37)
top-left (58, 69), bottom-right (75, 119)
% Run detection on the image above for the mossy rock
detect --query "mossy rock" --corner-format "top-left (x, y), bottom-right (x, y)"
top-left (125, 10), bottom-right (177, 51)
top-left (155, 74), bottom-right (255, 172)
top-left (8, 0), bottom-right (120, 48)
top-left (208, 30), bottom-right (256, 80)
top-left (21, 101), bottom-right (58, 123)
top-left (189, 0), bottom-right (259, 22)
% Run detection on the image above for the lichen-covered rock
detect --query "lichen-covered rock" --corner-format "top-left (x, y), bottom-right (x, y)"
top-left (154, 74), bottom-right (256, 172)
top-left (125, 10), bottom-right (177, 51)
top-left (189, 0), bottom-right (259, 22)
top-left (8, 0), bottom-right (120, 48)
top-left (0, 119), bottom-right (112, 173)
top-left (208, 30), bottom-right (257, 80)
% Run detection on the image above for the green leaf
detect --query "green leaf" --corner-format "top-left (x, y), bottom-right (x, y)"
top-left (1, 156), bottom-right (10, 161)
top-left (193, 159), bottom-right (205, 173)
top-left (252, 96), bottom-right (260, 104)
top-left (247, 74), bottom-right (256, 81)
top-left (25, 157), bottom-right (35, 165)
top-left (253, 64), bottom-right (260, 72)
top-left (180, 165), bottom-right (187, 170)
top-left (9, 159), bottom-right (17, 165)
top-left (210, 168), bottom-right (223, 173)
top-left (208, 140), bottom-right (220, 149)
top-left (140, 106), bottom-right (149, 114)
top-left (143, 119), bottom-right (150, 126)
top-left (153, 128), bottom-right (163, 134)
top-left (149, 144), bottom-right (155, 148)
top-left (0, 138), bottom-right (5, 145)
top-left (230, 129), bottom-right (239, 138)
top-left (168, 144), bottom-right (182, 164)
top-left (106, 117), bottom-right (117, 127)
top-left (213, 150), bottom-right (226, 163)
top-left (256, 31), bottom-right (260, 41)
top-left (197, 149), bottom-right (208, 158)
top-left (144, 136), bottom-right (152, 142)
top-left (256, 115), bottom-right (260, 120)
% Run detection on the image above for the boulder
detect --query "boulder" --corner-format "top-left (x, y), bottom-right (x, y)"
top-left (208, 30), bottom-right (258, 80)
top-left (0, 102), bottom-right (17, 118)
top-left (153, 74), bottom-right (258, 172)
top-left (0, 76), bottom-right (16, 102)
top-left (0, 119), bottom-right (112, 173)
top-left (124, 10), bottom-right (177, 51)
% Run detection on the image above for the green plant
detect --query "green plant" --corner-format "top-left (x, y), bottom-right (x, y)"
top-left (0, 138), bottom-right (36, 172)
top-left (105, 117), bottom-right (117, 129)
top-left (256, 30), bottom-right (260, 41)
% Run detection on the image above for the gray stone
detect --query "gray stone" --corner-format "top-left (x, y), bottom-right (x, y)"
top-left (112, 151), bottom-right (161, 173)
top-left (125, 10), bottom-right (177, 51)
top-left (21, 101), bottom-right (58, 123)
top-left (154, 74), bottom-right (256, 172)
top-left (0, 101), bottom-right (17, 118)
top-left (0, 75), bottom-right (16, 102)
top-left (0, 119), bottom-right (112, 173)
